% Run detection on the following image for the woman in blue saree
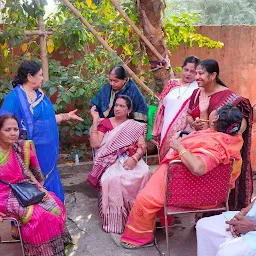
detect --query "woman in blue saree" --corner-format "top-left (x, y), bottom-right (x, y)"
top-left (1, 61), bottom-right (83, 203)
top-left (91, 66), bottom-right (148, 123)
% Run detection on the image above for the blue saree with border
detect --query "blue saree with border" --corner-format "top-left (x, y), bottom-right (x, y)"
top-left (91, 79), bottom-right (148, 122)
top-left (1, 85), bottom-right (64, 202)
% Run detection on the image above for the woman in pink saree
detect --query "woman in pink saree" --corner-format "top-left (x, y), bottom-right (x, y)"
top-left (87, 95), bottom-right (151, 234)
top-left (0, 112), bottom-right (71, 255)
top-left (152, 56), bottom-right (200, 160)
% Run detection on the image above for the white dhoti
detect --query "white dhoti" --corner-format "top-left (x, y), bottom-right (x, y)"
top-left (196, 214), bottom-right (256, 256)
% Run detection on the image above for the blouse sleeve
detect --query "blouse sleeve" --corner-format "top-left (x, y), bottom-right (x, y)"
top-left (97, 119), bottom-right (113, 133)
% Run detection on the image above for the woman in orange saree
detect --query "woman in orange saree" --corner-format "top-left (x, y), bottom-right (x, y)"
top-left (121, 105), bottom-right (244, 248)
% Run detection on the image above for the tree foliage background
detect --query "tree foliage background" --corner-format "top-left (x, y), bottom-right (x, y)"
top-left (0, 0), bottom-right (223, 159)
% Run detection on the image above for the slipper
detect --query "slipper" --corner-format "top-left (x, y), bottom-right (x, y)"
top-left (121, 241), bottom-right (154, 249)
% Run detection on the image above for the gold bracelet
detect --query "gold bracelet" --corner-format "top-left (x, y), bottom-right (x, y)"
top-left (200, 119), bottom-right (209, 123)
top-left (131, 155), bottom-right (138, 163)
top-left (179, 149), bottom-right (188, 157)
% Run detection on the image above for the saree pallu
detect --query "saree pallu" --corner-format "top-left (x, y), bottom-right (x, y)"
top-left (251, 122), bottom-right (256, 172)
top-left (87, 119), bottom-right (147, 189)
top-left (91, 79), bottom-right (148, 122)
top-left (0, 140), bottom-right (69, 256)
top-left (152, 79), bottom-right (198, 160)
top-left (188, 88), bottom-right (253, 210)
top-left (121, 130), bottom-right (243, 246)
top-left (1, 85), bottom-right (64, 202)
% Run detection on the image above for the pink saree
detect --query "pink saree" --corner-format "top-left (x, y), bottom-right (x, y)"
top-left (121, 129), bottom-right (243, 246)
top-left (0, 140), bottom-right (69, 256)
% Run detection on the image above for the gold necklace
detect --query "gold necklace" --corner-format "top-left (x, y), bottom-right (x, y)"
top-left (177, 83), bottom-right (191, 99)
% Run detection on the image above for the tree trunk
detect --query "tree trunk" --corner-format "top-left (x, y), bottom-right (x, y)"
top-left (136, 0), bottom-right (172, 93)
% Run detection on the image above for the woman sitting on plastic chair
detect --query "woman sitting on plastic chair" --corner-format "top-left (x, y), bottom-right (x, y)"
top-left (121, 104), bottom-right (244, 249)
top-left (87, 95), bottom-right (151, 234)
top-left (0, 112), bottom-right (71, 255)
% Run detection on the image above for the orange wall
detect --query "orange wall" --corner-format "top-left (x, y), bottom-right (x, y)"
top-left (170, 26), bottom-right (256, 105)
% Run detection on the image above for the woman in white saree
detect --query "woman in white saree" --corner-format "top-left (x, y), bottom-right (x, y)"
top-left (152, 56), bottom-right (200, 160)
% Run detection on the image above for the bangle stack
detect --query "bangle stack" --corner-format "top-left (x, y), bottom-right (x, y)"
top-left (131, 155), bottom-right (138, 163)
top-left (179, 149), bottom-right (188, 157)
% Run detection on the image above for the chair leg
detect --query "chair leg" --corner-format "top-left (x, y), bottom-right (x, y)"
top-left (165, 212), bottom-right (170, 256)
top-left (1, 218), bottom-right (25, 256)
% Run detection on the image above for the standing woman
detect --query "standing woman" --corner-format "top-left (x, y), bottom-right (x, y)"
top-left (152, 56), bottom-right (200, 160)
top-left (1, 61), bottom-right (83, 203)
top-left (187, 59), bottom-right (253, 210)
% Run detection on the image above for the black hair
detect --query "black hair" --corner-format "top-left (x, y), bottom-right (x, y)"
top-left (182, 56), bottom-right (200, 68)
top-left (215, 105), bottom-right (243, 135)
top-left (109, 66), bottom-right (128, 80)
top-left (12, 61), bottom-right (42, 88)
top-left (0, 114), bottom-right (19, 130)
top-left (116, 95), bottom-right (134, 119)
top-left (198, 59), bottom-right (227, 87)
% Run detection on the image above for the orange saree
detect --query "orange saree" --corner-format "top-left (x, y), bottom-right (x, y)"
top-left (121, 129), bottom-right (243, 246)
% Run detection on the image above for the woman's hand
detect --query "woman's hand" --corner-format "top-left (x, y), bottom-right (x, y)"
top-left (67, 109), bottom-right (84, 122)
top-left (199, 90), bottom-right (210, 113)
top-left (192, 118), bottom-right (204, 131)
top-left (0, 212), bottom-right (6, 222)
top-left (90, 106), bottom-right (100, 121)
top-left (123, 157), bottom-right (137, 170)
top-left (39, 187), bottom-right (50, 202)
top-left (169, 132), bottom-right (183, 152)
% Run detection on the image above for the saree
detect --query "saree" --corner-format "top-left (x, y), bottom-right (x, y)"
top-left (1, 85), bottom-right (64, 202)
top-left (88, 119), bottom-right (151, 233)
top-left (152, 79), bottom-right (198, 160)
top-left (91, 79), bottom-right (148, 122)
top-left (188, 88), bottom-right (253, 210)
top-left (0, 140), bottom-right (70, 256)
top-left (121, 129), bottom-right (243, 246)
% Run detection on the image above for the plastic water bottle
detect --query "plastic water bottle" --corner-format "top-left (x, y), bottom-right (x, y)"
top-left (75, 153), bottom-right (79, 165)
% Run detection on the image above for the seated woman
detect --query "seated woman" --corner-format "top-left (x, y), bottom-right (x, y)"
top-left (0, 112), bottom-right (71, 255)
top-left (121, 104), bottom-right (244, 249)
top-left (87, 95), bottom-right (151, 234)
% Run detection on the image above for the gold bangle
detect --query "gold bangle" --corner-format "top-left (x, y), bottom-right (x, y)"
top-left (179, 149), bottom-right (188, 157)
top-left (131, 155), bottom-right (138, 163)
top-left (200, 119), bottom-right (209, 123)
top-left (190, 121), bottom-right (195, 128)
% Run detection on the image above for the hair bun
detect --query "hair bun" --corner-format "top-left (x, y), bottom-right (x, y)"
top-left (226, 123), bottom-right (240, 135)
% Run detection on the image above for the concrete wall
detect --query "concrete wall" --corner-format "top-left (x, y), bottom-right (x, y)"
top-left (170, 26), bottom-right (256, 105)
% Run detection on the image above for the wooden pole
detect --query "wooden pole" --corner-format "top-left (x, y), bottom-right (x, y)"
top-left (36, 0), bottom-right (49, 82)
top-left (110, 0), bottom-right (165, 63)
top-left (0, 30), bottom-right (53, 36)
top-left (61, 0), bottom-right (158, 99)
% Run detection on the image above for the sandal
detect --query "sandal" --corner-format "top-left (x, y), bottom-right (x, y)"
top-left (121, 241), bottom-right (154, 249)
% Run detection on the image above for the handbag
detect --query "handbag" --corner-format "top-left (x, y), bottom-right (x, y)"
top-left (0, 179), bottom-right (45, 207)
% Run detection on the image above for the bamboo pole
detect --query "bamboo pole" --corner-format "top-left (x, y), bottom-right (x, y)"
top-left (110, 0), bottom-right (165, 63)
top-left (61, 0), bottom-right (158, 99)
top-left (0, 30), bottom-right (53, 36)
top-left (36, 0), bottom-right (49, 82)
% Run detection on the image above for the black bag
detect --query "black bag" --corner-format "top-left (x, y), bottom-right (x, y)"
top-left (0, 179), bottom-right (45, 207)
